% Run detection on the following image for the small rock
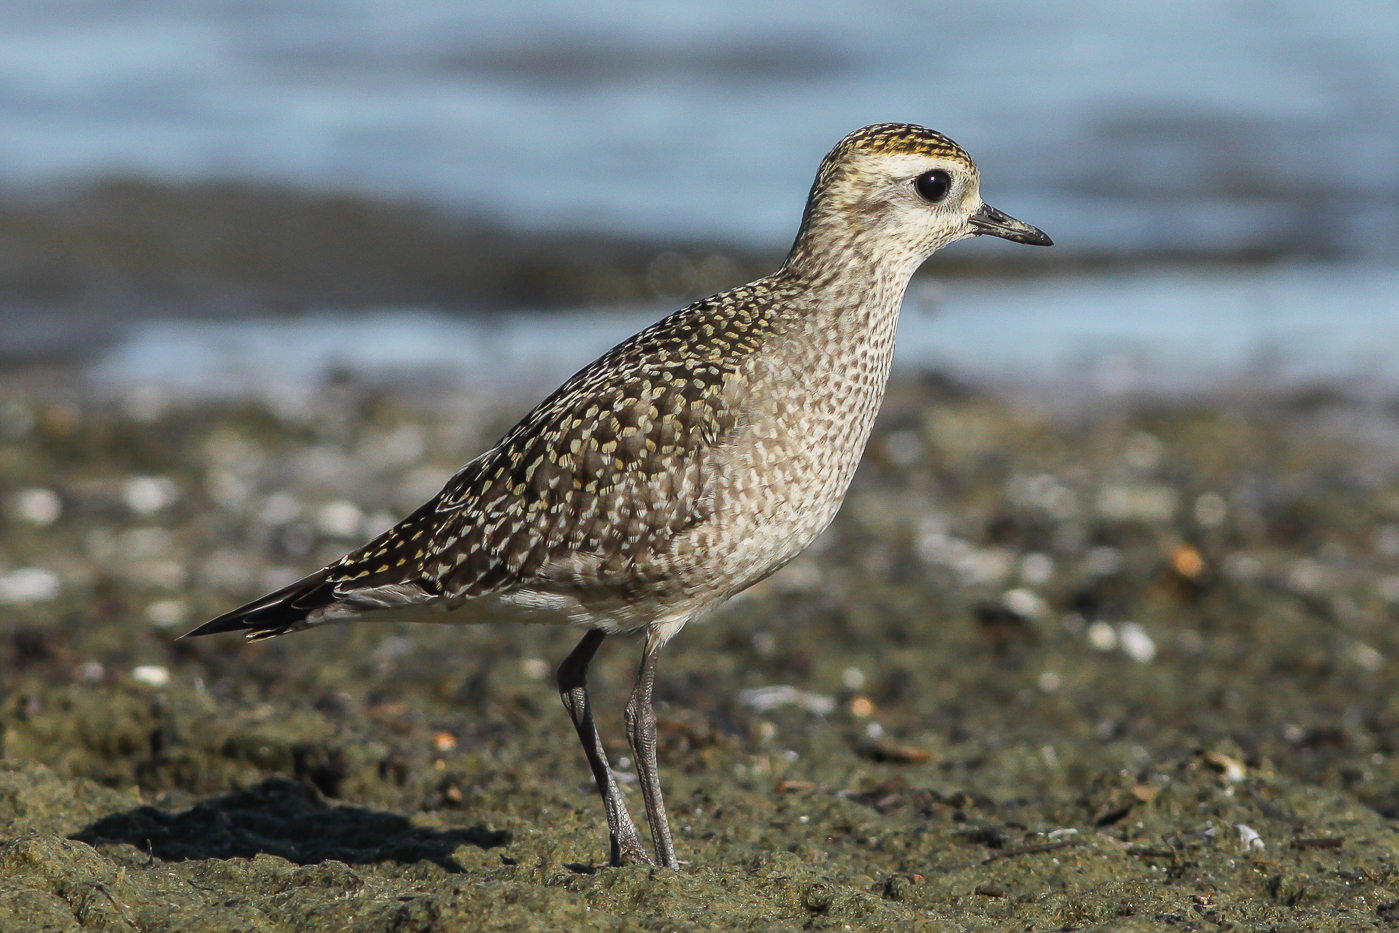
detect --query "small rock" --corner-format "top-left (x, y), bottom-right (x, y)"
top-left (859, 740), bottom-right (931, 764)
top-left (132, 665), bottom-right (171, 687)
top-left (0, 568), bottom-right (60, 604)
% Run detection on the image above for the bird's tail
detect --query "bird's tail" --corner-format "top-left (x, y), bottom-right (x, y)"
top-left (183, 568), bottom-right (339, 641)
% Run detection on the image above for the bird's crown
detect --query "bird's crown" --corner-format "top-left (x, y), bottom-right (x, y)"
top-left (829, 123), bottom-right (973, 164)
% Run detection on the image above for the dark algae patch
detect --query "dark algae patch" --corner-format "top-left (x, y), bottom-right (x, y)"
top-left (6, 374), bottom-right (1399, 929)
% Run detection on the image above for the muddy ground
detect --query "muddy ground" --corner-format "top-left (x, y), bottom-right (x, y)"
top-left (4, 372), bottom-right (1399, 931)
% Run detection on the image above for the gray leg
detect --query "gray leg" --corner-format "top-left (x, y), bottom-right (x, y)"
top-left (557, 629), bottom-right (654, 867)
top-left (624, 631), bottom-right (678, 868)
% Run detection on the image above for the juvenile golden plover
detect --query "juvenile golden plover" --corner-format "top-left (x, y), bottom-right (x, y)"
top-left (187, 123), bottom-right (1051, 868)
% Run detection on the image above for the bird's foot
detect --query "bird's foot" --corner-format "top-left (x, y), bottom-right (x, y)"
top-left (615, 836), bottom-right (656, 867)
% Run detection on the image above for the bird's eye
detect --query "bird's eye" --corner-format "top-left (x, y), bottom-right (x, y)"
top-left (914, 169), bottom-right (952, 204)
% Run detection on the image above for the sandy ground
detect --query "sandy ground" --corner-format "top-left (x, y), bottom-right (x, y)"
top-left (4, 373), bottom-right (1399, 931)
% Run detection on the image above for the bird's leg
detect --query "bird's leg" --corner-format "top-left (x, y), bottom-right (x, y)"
top-left (556, 629), bottom-right (654, 867)
top-left (624, 631), bottom-right (678, 868)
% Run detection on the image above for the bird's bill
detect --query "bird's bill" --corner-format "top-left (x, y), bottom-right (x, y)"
top-left (968, 202), bottom-right (1053, 246)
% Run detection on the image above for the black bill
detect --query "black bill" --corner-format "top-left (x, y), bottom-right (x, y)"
top-left (969, 202), bottom-right (1053, 246)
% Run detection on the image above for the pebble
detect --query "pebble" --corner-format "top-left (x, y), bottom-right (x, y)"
top-left (131, 665), bottom-right (171, 687)
top-left (738, 685), bottom-right (835, 715)
top-left (0, 568), bottom-right (60, 604)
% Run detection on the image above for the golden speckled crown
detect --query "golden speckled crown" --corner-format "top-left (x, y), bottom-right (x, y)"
top-left (811, 123), bottom-right (973, 195)
top-left (833, 123), bottom-right (970, 161)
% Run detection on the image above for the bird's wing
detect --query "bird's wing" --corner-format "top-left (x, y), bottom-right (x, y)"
top-left (186, 283), bottom-right (783, 639)
top-left (417, 286), bottom-right (779, 600)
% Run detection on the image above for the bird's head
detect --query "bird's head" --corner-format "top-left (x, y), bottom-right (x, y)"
top-left (786, 123), bottom-right (1050, 279)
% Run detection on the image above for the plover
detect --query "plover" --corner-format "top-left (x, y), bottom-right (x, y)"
top-left (187, 123), bottom-right (1051, 868)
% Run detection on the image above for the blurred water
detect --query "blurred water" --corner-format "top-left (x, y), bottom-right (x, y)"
top-left (1, 1), bottom-right (1396, 258)
top-left (93, 264), bottom-right (1399, 398)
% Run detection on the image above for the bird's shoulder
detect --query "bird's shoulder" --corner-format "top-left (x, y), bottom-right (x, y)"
top-left (492, 277), bottom-right (789, 457)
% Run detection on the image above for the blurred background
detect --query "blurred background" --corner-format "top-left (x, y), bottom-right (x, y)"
top-left (0, 0), bottom-right (1394, 393)
top-left (9, 7), bottom-right (1399, 924)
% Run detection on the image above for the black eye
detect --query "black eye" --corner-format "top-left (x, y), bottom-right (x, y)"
top-left (914, 169), bottom-right (952, 204)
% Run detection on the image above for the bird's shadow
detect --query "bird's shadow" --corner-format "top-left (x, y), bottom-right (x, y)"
top-left (71, 777), bottom-right (509, 871)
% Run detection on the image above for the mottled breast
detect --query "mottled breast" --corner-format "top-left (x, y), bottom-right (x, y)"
top-left (678, 286), bottom-right (903, 601)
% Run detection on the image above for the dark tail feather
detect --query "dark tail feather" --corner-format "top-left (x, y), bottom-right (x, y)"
top-left (183, 569), bottom-right (339, 641)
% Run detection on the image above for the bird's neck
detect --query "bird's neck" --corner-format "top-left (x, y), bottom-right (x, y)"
top-left (779, 207), bottom-right (926, 302)
top-left (776, 219), bottom-right (924, 342)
